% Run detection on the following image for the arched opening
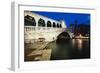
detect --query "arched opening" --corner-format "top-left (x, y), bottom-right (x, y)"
top-left (53, 22), bottom-right (56, 28)
top-left (60, 24), bottom-right (62, 28)
top-left (24, 15), bottom-right (36, 26)
top-left (47, 21), bottom-right (51, 27)
top-left (50, 32), bottom-right (71, 60)
top-left (57, 23), bottom-right (60, 28)
top-left (56, 32), bottom-right (71, 45)
top-left (38, 18), bottom-right (45, 27)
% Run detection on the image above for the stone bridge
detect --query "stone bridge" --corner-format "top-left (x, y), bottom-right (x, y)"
top-left (24, 11), bottom-right (73, 43)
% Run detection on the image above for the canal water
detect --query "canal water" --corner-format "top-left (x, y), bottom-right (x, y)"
top-left (50, 38), bottom-right (90, 60)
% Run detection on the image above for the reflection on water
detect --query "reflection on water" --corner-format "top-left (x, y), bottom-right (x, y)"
top-left (77, 39), bottom-right (82, 50)
top-left (72, 38), bottom-right (90, 51)
top-left (50, 38), bottom-right (90, 60)
top-left (72, 38), bottom-right (90, 59)
top-left (72, 39), bottom-right (83, 51)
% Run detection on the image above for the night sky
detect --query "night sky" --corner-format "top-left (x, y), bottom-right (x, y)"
top-left (33, 11), bottom-right (90, 27)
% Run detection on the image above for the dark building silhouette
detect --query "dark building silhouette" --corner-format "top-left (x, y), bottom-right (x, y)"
top-left (69, 20), bottom-right (90, 37)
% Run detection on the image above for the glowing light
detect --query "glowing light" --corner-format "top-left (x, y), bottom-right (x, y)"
top-left (72, 39), bottom-right (75, 47)
top-left (77, 39), bottom-right (82, 51)
top-left (79, 34), bottom-right (83, 38)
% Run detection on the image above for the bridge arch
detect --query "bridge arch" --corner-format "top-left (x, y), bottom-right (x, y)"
top-left (38, 18), bottom-right (45, 27)
top-left (56, 32), bottom-right (71, 44)
top-left (24, 15), bottom-right (36, 26)
top-left (47, 21), bottom-right (51, 27)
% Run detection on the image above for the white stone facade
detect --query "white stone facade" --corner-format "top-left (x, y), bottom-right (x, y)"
top-left (24, 11), bottom-right (67, 43)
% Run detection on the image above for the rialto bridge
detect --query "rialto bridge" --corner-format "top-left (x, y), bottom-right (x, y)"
top-left (24, 11), bottom-right (72, 43)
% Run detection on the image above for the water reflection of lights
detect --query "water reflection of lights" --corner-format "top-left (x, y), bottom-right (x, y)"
top-left (72, 39), bottom-right (83, 51)
top-left (72, 39), bottom-right (75, 47)
top-left (77, 39), bottom-right (82, 51)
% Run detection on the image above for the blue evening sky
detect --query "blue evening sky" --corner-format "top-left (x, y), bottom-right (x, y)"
top-left (33, 11), bottom-right (90, 27)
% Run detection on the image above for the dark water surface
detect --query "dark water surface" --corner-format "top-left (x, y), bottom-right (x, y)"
top-left (50, 38), bottom-right (90, 60)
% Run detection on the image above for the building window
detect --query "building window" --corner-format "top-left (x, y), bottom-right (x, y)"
top-left (47, 21), bottom-right (51, 27)
top-left (53, 22), bottom-right (56, 28)
top-left (57, 23), bottom-right (59, 28)
top-left (38, 18), bottom-right (45, 27)
top-left (24, 15), bottom-right (36, 26)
